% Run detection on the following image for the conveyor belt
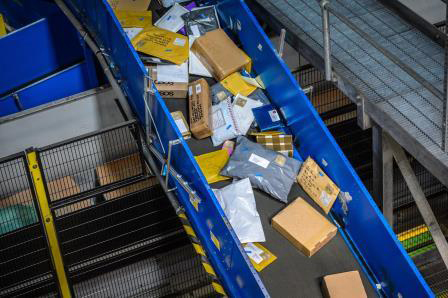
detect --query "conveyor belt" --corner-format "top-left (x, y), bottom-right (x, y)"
top-left (251, 0), bottom-right (448, 187)
top-left (164, 97), bottom-right (377, 297)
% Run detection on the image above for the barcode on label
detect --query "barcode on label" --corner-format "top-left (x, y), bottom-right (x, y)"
top-left (269, 110), bottom-right (280, 122)
top-left (195, 84), bottom-right (202, 94)
top-left (174, 119), bottom-right (188, 133)
top-left (173, 37), bottom-right (186, 47)
top-left (248, 153), bottom-right (270, 169)
top-left (320, 191), bottom-right (332, 206)
top-left (244, 243), bottom-right (264, 264)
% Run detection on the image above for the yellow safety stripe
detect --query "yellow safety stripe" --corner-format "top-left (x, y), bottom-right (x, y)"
top-left (212, 282), bottom-right (226, 295)
top-left (177, 212), bottom-right (226, 296)
top-left (398, 224), bottom-right (428, 242)
top-left (202, 262), bottom-right (216, 276)
top-left (183, 224), bottom-right (197, 237)
top-left (0, 14), bottom-right (6, 36)
top-left (27, 151), bottom-right (72, 298)
top-left (193, 243), bottom-right (205, 256)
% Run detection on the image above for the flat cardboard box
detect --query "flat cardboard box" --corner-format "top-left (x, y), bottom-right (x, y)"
top-left (189, 79), bottom-right (212, 139)
top-left (321, 271), bottom-right (367, 298)
top-left (272, 197), bottom-right (337, 257)
top-left (191, 29), bottom-right (251, 81)
top-left (1, 176), bottom-right (92, 217)
top-left (96, 153), bottom-right (157, 200)
top-left (147, 66), bottom-right (188, 99)
top-left (171, 111), bottom-right (191, 140)
top-left (297, 157), bottom-right (340, 214)
top-left (108, 0), bottom-right (151, 11)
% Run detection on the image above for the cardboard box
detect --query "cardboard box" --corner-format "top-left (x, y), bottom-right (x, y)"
top-left (147, 66), bottom-right (188, 99)
top-left (1, 176), bottom-right (92, 217)
top-left (272, 198), bottom-right (337, 257)
top-left (321, 271), bottom-right (367, 298)
top-left (171, 111), bottom-right (191, 140)
top-left (297, 157), bottom-right (340, 214)
top-left (189, 79), bottom-right (212, 139)
top-left (191, 29), bottom-right (251, 81)
top-left (96, 153), bottom-right (157, 200)
top-left (108, 0), bottom-right (151, 11)
top-left (256, 134), bottom-right (293, 157)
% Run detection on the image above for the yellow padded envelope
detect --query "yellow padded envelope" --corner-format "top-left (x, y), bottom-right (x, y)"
top-left (132, 26), bottom-right (189, 65)
top-left (195, 150), bottom-right (231, 184)
top-left (114, 10), bottom-right (152, 28)
top-left (221, 72), bottom-right (257, 97)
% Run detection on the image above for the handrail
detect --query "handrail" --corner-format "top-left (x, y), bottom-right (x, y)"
top-left (320, 1), bottom-right (444, 101)
top-left (319, 0), bottom-right (448, 152)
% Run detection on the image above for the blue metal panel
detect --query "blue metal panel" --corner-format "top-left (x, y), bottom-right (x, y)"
top-left (0, 13), bottom-right (85, 95)
top-left (216, 0), bottom-right (433, 297)
top-left (148, 88), bottom-right (268, 297)
top-left (0, 62), bottom-right (95, 117)
top-left (61, 0), bottom-right (268, 296)
top-left (63, 0), bottom-right (147, 121)
top-left (0, 0), bottom-right (60, 29)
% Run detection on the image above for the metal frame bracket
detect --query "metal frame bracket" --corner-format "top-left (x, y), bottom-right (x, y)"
top-left (163, 139), bottom-right (182, 191)
top-left (356, 95), bottom-right (372, 130)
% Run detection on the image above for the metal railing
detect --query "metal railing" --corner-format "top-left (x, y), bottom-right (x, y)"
top-left (0, 153), bottom-right (59, 297)
top-left (0, 121), bottom-right (219, 297)
top-left (319, 0), bottom-right (448, 152)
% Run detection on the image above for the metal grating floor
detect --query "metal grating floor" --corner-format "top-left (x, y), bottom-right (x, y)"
top-left (254, 0), bottom-right (448, 183)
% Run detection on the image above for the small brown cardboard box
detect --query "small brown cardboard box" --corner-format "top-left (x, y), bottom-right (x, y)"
top-left (108, 0), bottom-right (151, 11)
top-left (191, 29), bottom-right (251, 81)
top-left (171, 111), bottom-right (191, 140)
top-left (147, 66), bottom-right (188, 99)
top-left (321, 271), bottom-right (367, 298)
top-left (96, 153), bottom-right (157, 200)
top-left (272, 198), bottom-right (337, 257)
top-left (297, 157), bottom-right (340, 214)
top-left (189, 79), bottom-right (212, 139)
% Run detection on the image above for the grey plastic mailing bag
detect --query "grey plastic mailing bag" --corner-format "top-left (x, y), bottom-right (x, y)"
top-left (213, 178), bottom-right (265, 243)
top-left (221, 136), bottom-right (302, 203)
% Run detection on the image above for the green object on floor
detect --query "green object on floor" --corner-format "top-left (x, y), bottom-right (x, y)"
top-left (0, 205), bottom-right (38, 235)
top-left (401, 231), bottom-right (433, 251)
top-left (409, 243), bottom-right (437, 258)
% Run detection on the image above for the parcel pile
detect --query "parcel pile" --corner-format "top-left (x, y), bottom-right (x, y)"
top-left (110, 1), bottom-right (367, 296)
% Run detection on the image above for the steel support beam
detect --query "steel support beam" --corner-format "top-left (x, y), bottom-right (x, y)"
top-left (443, 2), bottom-right (448, 151)
top-left (320, 0), bottom-right (332, 81)
top-left (385, 133), bottom-right (448, 270)
top-left (372, 125), bottom-right (394, 227)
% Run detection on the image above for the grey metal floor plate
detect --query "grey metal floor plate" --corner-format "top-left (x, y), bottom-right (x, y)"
top-left (253, 0), bottom-right (448, 187)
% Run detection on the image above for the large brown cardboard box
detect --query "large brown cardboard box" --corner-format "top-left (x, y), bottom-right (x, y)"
top-left (297, 157), bottom-right (340, 214)
top-left (188, 79), bottom-right (212, 139)
top-left (96, 153), bottom-right (157, 200)
top-left (191, 29), bottom-right (251, 81)
top-left (321, 271), bottom-right (367, 298)
top-left (108, 0), bottom-right (151, 11)
top-left (272, 197), bottom-right (337, 257)
top-left (147, 66), bottom-right (188, 99)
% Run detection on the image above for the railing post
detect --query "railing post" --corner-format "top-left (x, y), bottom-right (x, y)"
top-left (26, 150), bottom-right (73, 298)
top-left (320, 0), bottom-right (332, 81)
top-left (443, 3), bottom-right (448, 152)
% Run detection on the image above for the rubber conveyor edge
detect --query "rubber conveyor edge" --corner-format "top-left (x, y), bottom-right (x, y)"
top-left (55, 0), bottom-right (433, 296)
